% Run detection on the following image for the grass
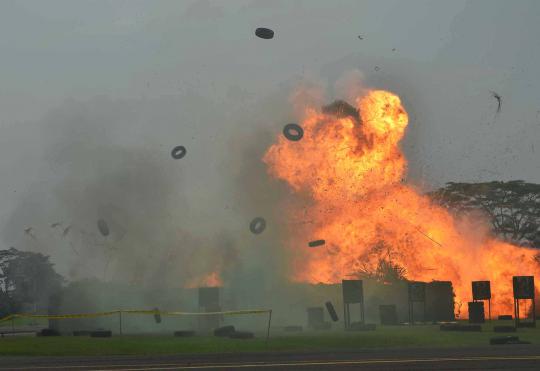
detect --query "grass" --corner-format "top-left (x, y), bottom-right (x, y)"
top-left (1, 317), bottom-right (48, 327)
top-left (0, 322), bottom-right (539, 357)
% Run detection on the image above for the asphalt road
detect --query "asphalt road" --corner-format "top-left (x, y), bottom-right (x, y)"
top-left (1, 346), bottom-right (540, 370)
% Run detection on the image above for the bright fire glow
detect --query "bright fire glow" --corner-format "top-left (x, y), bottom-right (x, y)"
top-left (263, 88), bottom-right (539, 317)
top-left (185, 271), bottom-right (222, 289)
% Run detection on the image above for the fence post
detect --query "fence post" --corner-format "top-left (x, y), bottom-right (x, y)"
top-left (266, 310), bottom-right (272, 344)
top-left (119, 311), bottom-right (123, 336)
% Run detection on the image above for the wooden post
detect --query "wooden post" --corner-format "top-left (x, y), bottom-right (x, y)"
top-left (514, 299), bottom-right (519, 328)
top-left (119, 311), bottom-right (123, 336)
top-left (266, 310), bottom-right (272, 344)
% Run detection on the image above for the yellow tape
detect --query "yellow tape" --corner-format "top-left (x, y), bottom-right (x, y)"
top-left (0, 309), bottom-right (271, 323)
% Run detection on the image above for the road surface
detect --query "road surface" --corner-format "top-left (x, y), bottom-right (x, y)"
top-left (1, 345), bottom-right (539, 370)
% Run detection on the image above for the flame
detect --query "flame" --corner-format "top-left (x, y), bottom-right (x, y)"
top-left (185, 271), bottom-right (222, 289)
top-left (263, 88), bottom-right (539, 317)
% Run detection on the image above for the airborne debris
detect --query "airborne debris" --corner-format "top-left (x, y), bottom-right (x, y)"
top-left (214, 325), bottom-right (235, 337)
top-left (308, 239), bottom-right (325, 247)
top-left (322, 100), bottom-right (360, 124)
top-left (50, 222), bottom-right (61, 228)
top-left (62, 225), bottom-right (71, 237)
top-left (171, 145), bottom-right (187, 159)
top-left (325, 301), bottom-right (339, 322)
top-left (490, 91), bottom-right (502, 113)
top-left (282, 123), bottom-right (304, 141)
top-left (24, 227), bottom-right (36, 239)
top-left (255, 27), bottom-right (274, 39)
top-left (97, 219), bottom-right (110, 237)
top-left (249, 217), bottom-right (266, 235)
top-left (153, 307), bottom-right (162, 324)
top-left (357, 35), bottom-right (364, 40)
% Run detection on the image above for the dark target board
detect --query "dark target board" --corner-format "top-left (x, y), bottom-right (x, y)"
top-left (408, 281), bottom-right (426, 324)
top-left (342, 280), bottom-right (364, 304)
top-left (408, 282), bottom-right (426, 302)
top-left (468, 301), bottom-right (485, 324)
top-left (512, 276), bottom-right (536, 328)
top-left (198, 287), bottom-right (220, 308)
top-left (342, 280), bottom-right (364, 330)
top-left (513, 276), bottom-right (535, 299)
top-left (472, 281), bottom-right (491, 300)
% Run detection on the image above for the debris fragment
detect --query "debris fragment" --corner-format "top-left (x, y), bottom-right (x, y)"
top-left (214, 325), bottom-right (235, 337)
top-left (153, 307), bottom-right (162, 324)
top-left (249, 217), bottom-right (266, 235)
top-left (62, 225), bottom-right (71, 237)
top-left (490, 335), bottom-right (530, 345)
top-left (490, 91), bottom-right (502, 113)
top-left (255, 27), bottom-right (274, 39)
top-left (357, 35), bottom-right (364, 40)
top-left (308, 239), bottom-right (325, 247)
top-left (325, 301), bottom-right (339, 322)
top-left (282, 123), bottom-right (304, 141)
top-left (174, 330), bottom-right (195, 337)
top-left (374, 66), bottom-right (380, 71)
top-left (24, 227), bottom-right (36, 239)
top-left (38, 328), bottom-right (60, 337)
top-left (229, 331), bottom-right (254, 339)
top-left (322, 100), bottom-right (359, 123)
top-left (97, 219), bottom-right (110, 237)
top-left (171, 145), bottom-right (187, 159)
top-left (50, 222), bottom-right (61, 228)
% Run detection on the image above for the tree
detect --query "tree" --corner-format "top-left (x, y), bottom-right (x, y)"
top-left (430, 181), bottom-right (540, 248)
top-left (0, 248), bottom-right (64, 317)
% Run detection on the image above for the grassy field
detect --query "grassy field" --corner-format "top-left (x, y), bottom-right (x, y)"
top-left (0, 322), bottom-right (539, 357)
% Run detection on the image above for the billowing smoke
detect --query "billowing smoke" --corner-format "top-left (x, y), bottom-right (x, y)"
top-left (2, 94), bottom-right (247, 290)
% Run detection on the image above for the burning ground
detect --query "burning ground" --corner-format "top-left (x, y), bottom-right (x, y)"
top-left (263, 88), bottom-right (540, 317)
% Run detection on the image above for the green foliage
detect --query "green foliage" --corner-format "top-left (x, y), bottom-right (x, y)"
top-left (357, 258), bottom-right (407, 284)
top-left (0, 248), bottom-right (64, 317)
top-left (430, 181), bottom-right (540, 247)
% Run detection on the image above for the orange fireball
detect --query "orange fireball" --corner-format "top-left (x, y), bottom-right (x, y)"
top-left (263, 88), bottom-right (539, 317)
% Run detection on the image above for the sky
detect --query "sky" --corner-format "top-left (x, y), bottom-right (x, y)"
top-left (0, 0), bottom-right (539, 276)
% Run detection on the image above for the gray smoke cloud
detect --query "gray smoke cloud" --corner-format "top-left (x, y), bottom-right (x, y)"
top-left (0, 78), bottom-right (305, 314)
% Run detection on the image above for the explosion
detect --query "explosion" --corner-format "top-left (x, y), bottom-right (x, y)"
top-left (185, 271), bottom-right (223, 289)
top-left (263, 88), bottom-right (539, 317)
